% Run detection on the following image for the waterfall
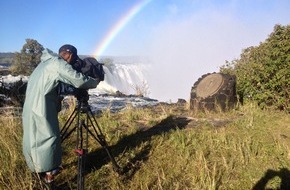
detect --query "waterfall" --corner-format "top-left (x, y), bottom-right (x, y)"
top-left (89, 58), bottom-right (150, 97)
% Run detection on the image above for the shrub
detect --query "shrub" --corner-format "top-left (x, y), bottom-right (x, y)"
top-left (10, 39), bottom-right (44, 76)
top-left (220, 24), bottom-right (290, 111)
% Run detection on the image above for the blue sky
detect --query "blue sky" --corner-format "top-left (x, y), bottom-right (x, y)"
top-left (1, 0), bottom-right (289, 56)
top-left (1, 0), bottom-right (290, 101)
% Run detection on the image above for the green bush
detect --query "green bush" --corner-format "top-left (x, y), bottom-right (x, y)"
top-left (10, 39), bottom-right (44, 76)
top-left (220, 24), bottom-right (290, 111)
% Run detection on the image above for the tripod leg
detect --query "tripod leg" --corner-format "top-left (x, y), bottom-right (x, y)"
top-left (77, 151), bottom-right (85, 190)
top-left (75, 119), bottom-right (87, 190)
top-left (61, 108), bottom-right (78, 142)
top-left (86, 111), bottom-right (122, 174)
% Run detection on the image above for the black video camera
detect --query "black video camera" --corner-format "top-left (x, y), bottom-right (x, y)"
top-left (74, 88), bottom-right (89, 103)
top-left (57, 83), bottom-right (89, 103)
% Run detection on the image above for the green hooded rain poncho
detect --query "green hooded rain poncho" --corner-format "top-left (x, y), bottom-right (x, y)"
top-left (22, 49), bottom-right (99, 173)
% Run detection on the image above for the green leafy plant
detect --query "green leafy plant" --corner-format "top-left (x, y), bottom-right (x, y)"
top-left (10, 39), bottom-right (44, 75)
top-left (220, 24), bottom-right (290, 111)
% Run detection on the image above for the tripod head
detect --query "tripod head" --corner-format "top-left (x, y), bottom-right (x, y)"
top-left (74, 89), bottom-right (89, 102)
top-left (74, 89), bottom-right (90, 112)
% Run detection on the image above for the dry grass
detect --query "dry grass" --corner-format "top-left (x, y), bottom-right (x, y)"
top-left (1, 102), bottom-right (290, 189)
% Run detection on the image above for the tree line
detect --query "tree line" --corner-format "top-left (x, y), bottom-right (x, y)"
top-left (0, 53), bottom-right (14, 65)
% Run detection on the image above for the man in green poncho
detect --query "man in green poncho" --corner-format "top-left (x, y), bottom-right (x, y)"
top-left (22, 48), bottom-right (99, 183)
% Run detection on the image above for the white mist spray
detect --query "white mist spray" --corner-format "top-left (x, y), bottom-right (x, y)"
top-left (89, 59), bottom-right (150, 97)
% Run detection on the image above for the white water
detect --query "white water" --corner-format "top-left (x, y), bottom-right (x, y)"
top-left (91, 62), bottom-right (150, 97)
top-left (0, 74), bottom-right (28, 83)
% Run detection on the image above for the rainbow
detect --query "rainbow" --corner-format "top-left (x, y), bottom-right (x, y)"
top-left (94, 0), bottom-right (153, 57)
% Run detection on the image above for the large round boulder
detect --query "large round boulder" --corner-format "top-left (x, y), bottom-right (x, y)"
top-left (190, 73), bottom-right (237, 111)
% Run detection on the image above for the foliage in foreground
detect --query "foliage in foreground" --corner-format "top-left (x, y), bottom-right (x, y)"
top-left (1, 103), bottom-right (290, 189)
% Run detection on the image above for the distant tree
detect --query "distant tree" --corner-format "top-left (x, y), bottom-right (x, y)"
top-left (10, 39), bottom-right (44, 75)
top-left (220, 24), bottom-right (290, 111)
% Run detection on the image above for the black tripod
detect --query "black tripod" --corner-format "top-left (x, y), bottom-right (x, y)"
top-left (60, 92), bottom-right (121, 190)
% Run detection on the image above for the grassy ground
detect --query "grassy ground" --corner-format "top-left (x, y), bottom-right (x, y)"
top-left (1, 102), bottom-right (290, 189)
